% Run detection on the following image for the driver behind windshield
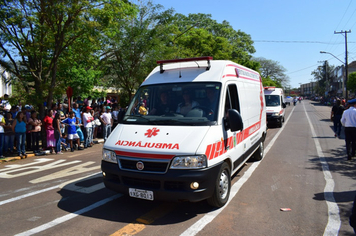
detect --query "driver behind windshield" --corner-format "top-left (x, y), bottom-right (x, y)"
top-left (176, 89), bottom-right (199, 116)
top-left (150, 91), bottom-right (174, 115)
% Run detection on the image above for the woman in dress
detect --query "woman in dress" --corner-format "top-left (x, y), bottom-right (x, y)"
top-left (43, 110), bottom-right (55, 153)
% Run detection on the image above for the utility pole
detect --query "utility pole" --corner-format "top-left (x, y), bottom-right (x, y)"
top-left (334, 30), bottom-right (351, 100)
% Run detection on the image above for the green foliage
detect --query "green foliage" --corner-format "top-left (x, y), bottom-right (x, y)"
top-left (253, 57), bottom-right (289, 89)
top-left (1, 0), bottom-right (264, 112)
top-left (347, 72), bottom-right (356, 94)
top-left (311, 62), bottom-right (334, 96)
top-left (0, 0), bottom-right (135, 116)
top-left (100, 1), bottom-right (175, 104)
top-left (262, 77), bottom-right (282, 87)
top-left (169, 13), bottom-right (257, 69)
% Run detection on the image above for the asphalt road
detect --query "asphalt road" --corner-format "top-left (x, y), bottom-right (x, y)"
top-left (0, 100), bottom-right (355, 236)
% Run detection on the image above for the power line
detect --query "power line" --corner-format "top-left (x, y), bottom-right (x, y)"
top-left (253, 40), bottom-right (355, 44)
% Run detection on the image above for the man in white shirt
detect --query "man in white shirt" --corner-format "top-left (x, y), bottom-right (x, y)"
top-left (82, 106), bottom-right (94, 148)
top-left (100, 106), bottom-right (113, 142)
top-left (341, 98), bottom-right (356, 160)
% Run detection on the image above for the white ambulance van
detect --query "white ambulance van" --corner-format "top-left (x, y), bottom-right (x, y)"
top-left (264, 87), bottom-right (286, 127)
top-left (101, 57), bottom-right (267, 207)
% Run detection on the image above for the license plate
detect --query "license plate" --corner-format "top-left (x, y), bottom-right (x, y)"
top-left (129, 188), bottom-right (154, 201)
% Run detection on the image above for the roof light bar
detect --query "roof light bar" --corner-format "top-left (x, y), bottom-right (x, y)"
top-left (264, 86), bottom-right (276, 90)
top-left (157, 56), bottom-right (213, 74)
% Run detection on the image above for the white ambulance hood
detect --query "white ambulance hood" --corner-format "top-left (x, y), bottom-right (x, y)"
top-left (105, 125), bottom-right (210, 156)
top-left (265, 106), bottom-right (281, 114)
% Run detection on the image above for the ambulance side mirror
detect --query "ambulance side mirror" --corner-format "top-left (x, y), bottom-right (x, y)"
top-left (227, 109), bottom-right (243, 132)
top-left (282, 103), bottom-right (286, 108)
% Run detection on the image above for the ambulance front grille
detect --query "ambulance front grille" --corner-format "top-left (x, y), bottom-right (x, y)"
top-left (122, 176), bottom-right (160, 189)
top-left (119, 159), bottom-right (169, 173)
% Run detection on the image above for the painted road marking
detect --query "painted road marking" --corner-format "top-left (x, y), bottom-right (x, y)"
top-left (302, 102), bottom-right (341, 236)
top-left (0, 185), bottom-right (60, 206)
top-left (15, 194), bottom-right (122, 236)
top-left (0, 158), bottom-right (81, 179)
top-left (110, 203), bottom-right (177, 236)
top-left (0, 172), bottom-right (101, 206)
top-left (30, 162), bottom-right (100, 183)
top-left (180, 106), bottom-right (296, 236)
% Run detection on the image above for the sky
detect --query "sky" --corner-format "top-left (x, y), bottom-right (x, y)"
top-left (152, 0), bottom-right (356, 88)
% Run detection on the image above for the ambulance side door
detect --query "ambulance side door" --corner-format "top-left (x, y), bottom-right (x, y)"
top-left (223, 83), bottom-right (245, 171)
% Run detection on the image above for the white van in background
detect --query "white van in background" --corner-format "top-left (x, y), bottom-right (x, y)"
top-left (264, 86), bottom-right (286, 127)
top-left (101, 57), bottom-right (267, 207)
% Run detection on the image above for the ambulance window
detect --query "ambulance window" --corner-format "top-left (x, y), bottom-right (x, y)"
top-left (225, 84), bottom-right (240, 114)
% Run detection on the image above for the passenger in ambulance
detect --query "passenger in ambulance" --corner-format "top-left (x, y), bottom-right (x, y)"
top-left (176, 89), bottom-right (199, 116)
top-left (204, 87), bottom-right (218, 111)
top-left (150, 91), bottom-right (173, 115)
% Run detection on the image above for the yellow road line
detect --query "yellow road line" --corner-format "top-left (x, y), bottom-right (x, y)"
top-left (110, 202), bottom-right (176, 236)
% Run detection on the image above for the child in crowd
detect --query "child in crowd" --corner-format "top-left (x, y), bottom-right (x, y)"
top-left (62, 111), bottom-right (83, 152)
top-left (60, 133), bottom-right (70, 151)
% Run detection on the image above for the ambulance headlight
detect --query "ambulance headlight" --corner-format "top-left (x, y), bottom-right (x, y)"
top-left (170, 155), bottom-right (207, 169)
top-left (272, 112), bottom-right (280, 116)
top-left (102, 149), bottom-right (117, 163)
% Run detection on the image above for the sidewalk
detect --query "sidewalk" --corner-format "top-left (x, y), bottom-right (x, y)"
top-left (0, 138), bottom-right (104, 163)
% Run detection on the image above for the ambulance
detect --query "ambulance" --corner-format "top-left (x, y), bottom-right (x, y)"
top-left (264, 87), bottom-right (286, 127)
top-left (101, 57), bottom-right (267, 207)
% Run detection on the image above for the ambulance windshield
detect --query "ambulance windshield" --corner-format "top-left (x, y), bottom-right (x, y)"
top-left (265, 95), bottom-right (281, 107)
top-left (123, 82), bottom-right (221, 125)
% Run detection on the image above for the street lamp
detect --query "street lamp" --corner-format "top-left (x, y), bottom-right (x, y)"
top-left (320, 51), bottom-right (344, 63)
top-left (320, 51), bottom-right (348, 100)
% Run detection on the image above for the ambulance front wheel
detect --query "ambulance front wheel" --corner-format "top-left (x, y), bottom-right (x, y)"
top-left (278, 117), bottom-right (283, 128)
top-left (251, 141), bottom-right (264, 161)
top-left (207, 162), bottom-right (231, 208)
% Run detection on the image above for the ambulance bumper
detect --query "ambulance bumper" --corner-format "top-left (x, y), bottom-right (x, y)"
top-left (101, 160), bottom-right (222, 203)
top-left (267, 114), bottom-right (283, 124)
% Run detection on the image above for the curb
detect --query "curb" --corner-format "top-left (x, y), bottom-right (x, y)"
top-left (0, 153), bottom-right (36, 163)
top-left (0, 139), bottom-right (104, 163)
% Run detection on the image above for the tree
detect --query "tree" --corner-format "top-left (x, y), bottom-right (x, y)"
top-left (170, 13), bottom-right (259, 70)
top-left (0, 0), bottom-right (135, 117)
top-left (100, 1), bottom-right (175, 105)
top-left (261, 77), bottom-right (282, 87)
top-left (253, 57), bottom-right (289, 88)
top-left (347, 72), bottom-right (356, 95)
top-left (311, 61), bottom-right (334, 97)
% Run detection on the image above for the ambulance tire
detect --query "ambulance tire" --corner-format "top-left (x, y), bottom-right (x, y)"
top-left (207, 162), bottom-right (231, 208)
top-left (251, 141), bottom-right (264, 161)
top-left (278, 118), bottom-right (283, 128)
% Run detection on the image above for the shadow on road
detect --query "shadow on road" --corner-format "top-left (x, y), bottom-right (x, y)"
top-left (307, 147), bottom-right (356, 181)
top-left (56, 173), bottom-right (217, 225)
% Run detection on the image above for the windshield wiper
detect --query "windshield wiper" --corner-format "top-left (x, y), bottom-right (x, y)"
top-left (124, 115), bottom-right (158, 125)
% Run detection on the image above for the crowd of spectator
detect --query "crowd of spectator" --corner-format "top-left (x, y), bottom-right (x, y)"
top-left (0, 94), bottom-right (127, 159)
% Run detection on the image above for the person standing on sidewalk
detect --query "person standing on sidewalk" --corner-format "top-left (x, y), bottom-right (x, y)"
top-left (82, 106), bottom-right (94, 148)
top-left (12, 112), bottom-right (27, 158)
top-left (62, 111), bottom-right (83, 152)
top-left (4, 112), bottom-right (15, 155)
top-left (53, 113), bottom-right (62, 154)
top-left (43, 110), bottom-right (55, 153)
top-left (0, 112), bottom-right (6, 158)
top-left (100, 106), bottom-right (113, 142)
top-left (28, 110), bottom-right (42, 154)
top-left (340, 99), bottom-right (356, 160)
